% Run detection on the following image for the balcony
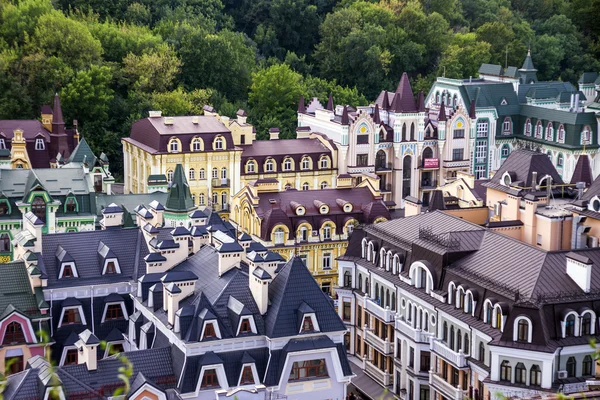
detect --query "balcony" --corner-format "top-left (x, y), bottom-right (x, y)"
top-left (211, 178), bottom-right (230, 188)
top-left (364, 297), bottom-right (395, 324)
top-left (379, 183), bottom-right (392, 193)
top-left (431, 339), bottom-right (467, 368)
top-left (395, 317), bottom-right (432, 344)
top-left (421, 180), bottom-right (438, 191)
top-left (365, 329), bottom-right (394, 355)
top-left (365, 360), bottom-right (391, 386)
top-left (348, 165), bottom-right (375, 175)
top-left (442, 160), bottom-right (470, 169)
top-left (429, 372), bottom-right (467, 400)
top-left (375, 162), bottom-right (392, 172)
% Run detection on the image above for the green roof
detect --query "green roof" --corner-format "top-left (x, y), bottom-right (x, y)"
top-left (165, 164), bottom-right (195, 212)
top-left (459, 82), bottom-right (521, 116)
top-left (66, 137), bottom-right (97, 165)
top-left (0, 261), bottom-right (42, 319)
top-left (578, 72), bottom-right (598, 84)
top-left (521, 51), bottom-right (536, 71)
top-left (520, 104), bottom-right (597, 126)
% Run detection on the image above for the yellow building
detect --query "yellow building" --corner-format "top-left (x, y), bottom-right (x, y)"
top-left (122, 108), bottom-right (253, 212)
top-left (229, 178), bottom-right (390, 295)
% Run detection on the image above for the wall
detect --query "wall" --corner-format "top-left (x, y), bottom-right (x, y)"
top-left (443, 208), bottom-right (489, 225)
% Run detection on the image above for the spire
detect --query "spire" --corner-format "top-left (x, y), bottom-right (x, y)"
top-left (341, 106), bottom-right (349, 125)
top-left (52, 93), bottom-right (65, 134)
top-left (326, 93), bottom-right (334, 111)
top-left (438, 101), bottom-right (447, 122)
top-left (373, 104), bottom-right (381, 124)
top-left (392, 72), bottom-right (417, 112)
top-left (571, 155), bottom-right (593, 187)
top-left (521, 48), bottom-right (536, 71)
top-left (391, 92), bottom-right (402, 112)
top-left (297, 95), bottom-right (306, 113)
top-left (417, 90), bottom-right (425, 112)
top-left (165, 164), bottom-right (196, 212)
top-left (381, 90), bottom-right (390, 111)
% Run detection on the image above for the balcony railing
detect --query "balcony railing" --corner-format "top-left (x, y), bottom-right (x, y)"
top-left (347, 165), bottom-right (375, 174)
top-left (365, 360), bottom-right (391, 386)
top-left (379, 183), bottom-right (392, 193)
top-left (431, 339), bottom-right (467, 368)
top-left (211, 178), bottom-right (230, 188)
top-left (395, 317), bottom-right (433, 344)
top-left (429, 371), bottom-right (467, 400)
top-left (365, 330), bottom-right (394, 355)
top-left (375, 162), bottom-right (392, 171)
top-left (421, 180), bottom-right (438, 190)
top-left (364, 297), bottom-right (395, 324)
top-left (442, 160), bottom-right (470, 169)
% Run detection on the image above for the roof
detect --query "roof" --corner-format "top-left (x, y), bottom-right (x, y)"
top-left (0, 261), bottom-right (43, 319)
top-left (165, 164), bottom-right (195, 212)
top-left (579, 72), bottom-right (599, 84)
top-left (65, 137), bottom-right (97, 166)
top-left (571, 155), bottom-right (593, 187)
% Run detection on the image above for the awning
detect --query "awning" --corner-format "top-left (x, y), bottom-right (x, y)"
top-left (349, 363), bottom-right (397, 400)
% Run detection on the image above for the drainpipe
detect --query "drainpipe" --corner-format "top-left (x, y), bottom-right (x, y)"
top-left (50, 289), bottom-right (53, 337)
top-left (91, 285), bottom-right (95, 334)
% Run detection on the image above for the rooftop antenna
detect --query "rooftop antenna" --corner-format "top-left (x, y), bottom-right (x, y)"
top-left (505, 45), bottom-right (509, 70)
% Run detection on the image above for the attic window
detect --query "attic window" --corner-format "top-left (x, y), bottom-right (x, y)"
top-left (302, 315), bottom-right (315, 332)
top-left (289, 359), bottom-right (328, 381)
top-left (500, 97), bottom-right (508, 105)
top-left (201, 368), bottom-right (219, 388)
top-left (0, 200), bottom-right (8, 215)
top-left (35, 138), bottom-right (45, 150)
top-left (202, 322), bottom-right (217, 340)
top-left (65, 197), bottom-right (77, 213)
top-left (3, 322), bottom-right (25, 345)
top-left (59, 262), bottom-right (78, 279)
top-left (61, 308), bottom-right (82, 326)
top-left (238, 317), bottom-right (255, 335)
top-left (101, 302), bottom-right (127, 323)
top-left (240, 365), bottom-right (255, 385)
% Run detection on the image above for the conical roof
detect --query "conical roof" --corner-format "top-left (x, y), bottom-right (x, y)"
top-left (326, 93), bottom-right (334, 111)
top-left (165, 164), bottom-right (196, 212)
top-left (392, 72), bottom-right (417, 112)
top-left (571, 155), bottom-right (593, 187)
top-left (52, 93), bottom-right (65, 134)
top-left (521, 49), bottom-right (537, 71)
top-left (297, 96), bottom-right (306, 113)
top-left (372, 104), bottom-right (381, 124)
top-left (381, 90), bottom-right (390, 110)
top-left (66, 137), bottom-right (97, 165)
top-left (341, 106), bottom-right (349, 125)
top-left (416, 90), bottom-right (425, 112)
top-left (438, 101), bottom-right (447, 122)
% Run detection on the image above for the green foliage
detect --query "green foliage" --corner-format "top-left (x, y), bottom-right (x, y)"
top-left (60, 64), bottom-right (114, 123)
top-left (123, 43), bottom-right (181, 93)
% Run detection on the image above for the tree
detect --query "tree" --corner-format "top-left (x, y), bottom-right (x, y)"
top-left (60, 64), bottom-right (114, 125)
top-left (123, 43), bottom-right (181, 93)
top-left (150, 87), bottom-right (212, 116)
top-left (87, 20), bottom-right (161, 62)
top-left (438, 33), bottom-right (492, 79)
top-left (0, 0), bottom-right (55, 47)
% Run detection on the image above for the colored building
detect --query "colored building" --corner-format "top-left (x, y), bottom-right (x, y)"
top-left (229, 179), bottom-right (390, 295)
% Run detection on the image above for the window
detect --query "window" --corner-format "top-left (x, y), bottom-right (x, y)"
top-left (32, 196), bottom-right (46, 222)
top-left (452, 149), bottom-right (464, 161)
top-left (105, 304), bottom-right (124, 321)
top-left (500, 361), bottom-right (511, 381)
top-left (284, 158), bottom-right (292, 171)
top-left (0, 139), bottom-right (5, 149)
top-left (502, 118), bottom-right (512, 134)
top-left (320, 157), bottom-right (329, 169)
top-left (453, 129), bottom-right (465, 138)
top-left (239, 319), bottom-right (252, 334)
top-left (530, 365), bottom-right (541, 386)
top-left (479, 342), bottom-right (485, 362)
top-left (475, 140), bottom-right (486, 164)
top-left (265, 159), bottom-right (274, 172)
top-left (582, 126), bottom-right (591, 144)
top-left (212, 168), bottom-right (218, 179)
top-left (545, 123), bottom-right (554, 141)
top-left (199, 169), bottom-right (206, 179)
top-left (221, 167), bottom-right (227, 179)
top-left (566, 356), bottom-right (576, 377)
top-left (525, 119), bottom-right (532, 136)
top-left (323, 225), bottom-right (331, 239)
top-left (62, 308), bottom-right (82, 325)
top-left (582, 313), bottom-right (592, 335)
top-left (443, 322), bottom-right (448, 341)
top-left (167, 170), bottom-right (174, 182)
top-left (302, 182), bottom-right (309, 191)
top-left (565, 314), bottom-right (576, 337)
top-left (247, 161), bottom-right (255, 173)
top-left (203, 323), bottom-right (217, 340)
top-left (343, 302), bottom-right (351, 321)
top-left (321, 282), bottom-right (331, 296)
top-left (583, 355), bottom-right (593, 376)
top-left (0, 201), bottom-right (8, 216)
top-left (108, 343), bottom-right (124, 355)
top-left (535, 121), bottom-right (543, 139)
top-left (356, 154), bottom-right (368, 166)
top-left (501, 145), bottom-right (510, 158)
top-left (199, 193), bottom-right (205, 206)
top-left (240, 366), bottom-right (254, 384)
top-left (0, 233), bottom-right (10, 253)
top-left (449, 326), bottom-right (455, 350)
top-left (189, 168), bottom-right (195, 180)
top-left (201, 369), bottom-right (219, 388)
top-left (3, 322), bottom-right (25, 345)
top-left (192, 138), bottom-right (202, 151)
top-left (6, 356), bottom-right (23, 375)
top-left (215, 137), bottom-right (223, 150)
top-left (289, 359), bottom-right (327, 381)
top-left (105, 261), bottom-right (116, 274)
top-left (515, 363), bottom-right (526, 384)
top-left (65, 197), bottom-right (76, 212)
top-left (323, 252), bottom-right (332, 270)
top-left (557, 124), bottom-right (565, 143)
top-left (517, 319), bottom-right (529, 342)
top-left (169, 139), bottom-right (179, 153)
top-left (65, 349), bottom-right (78, 365)
top-left (212, 192), bottom-right (218, 206)
top-left (557, 153), bottom-right (564, 167)
top-left (302, 157), bottom-right (310, 170)
top-left (302, 316), bottom-right (315, 332)
top-left (61, 264), bottom-right (74, 278)
top-left (274, 228), bottom-right (285, 245)
top-left (320, 181), bottom-right (328, 190)
top-left (35, 138), bottom-right (45, 150)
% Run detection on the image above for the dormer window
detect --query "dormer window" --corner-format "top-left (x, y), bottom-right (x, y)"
top-left (105, 304), bottom-right (124, 321)
top-left (238, 318), bottom-right (253, 334)
top-left (301, 157), bottom-right (311, 170)
top-left (0, 200), bottom-right (9, 215)
top-left (105, 261), bottom-right (116, 274)
top-left (565, 314), bottom-right (576, 337)
top-left (59, 262), bottom-right (78, 279)
top-left (322, 225), bottom-right (331, 240)
top-left (65, 197), bottom-right (77, 212)
top-left (265, 159), bottom-right (274, 172)
top-left (32, 196), bottom-right (46, 222)
top-left (525, 119), bottom-right (532, 136)
top-left (247, 161), bottom-right (256, 173)
top-left (62, 264), bottom-right (74, 278)
top-left (214, 137), bottom-right (224, 150)
top-left (582, 126), bottom-right (591, 145)
top-left (283, 158), bottom-right (292, 171)
top-left (168, 138), bottom-right (180, 153)
top-left (61, 308), bottom-right (82, 326)
top-left (320, 156), bottom-right (329, 169)
top-left (35, 138), bottom-right (45, 150)
top-left (502, 117), bottom-right (511, 134)
top-left (202, 322), bottom-right (217, 340)
top-left (289, 359), bottom-right (328, 381)
top-left (514, 316), bottom-right (532, 343)
top-left (535, 121), bottom-right (543, 139)
top-left (3, 322), bottom-right (25, 345)
top-left (201, 368), bottom-right (219, 388)
top-left (557, 124), bottom-right (565, 143)
top-left (192, 137), bottom-right (203, 151)
top-left (302, 315), bottom-right (315, 332)
top-left (240, 365), bottom-right (255, 385)
top-left (0, 138), bottom-right (5, 149)
top-left (545, 122), bottom-right (554, 141)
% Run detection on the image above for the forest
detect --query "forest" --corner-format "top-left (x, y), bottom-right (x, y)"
top-left (0, 0), bottom-right (599, 177)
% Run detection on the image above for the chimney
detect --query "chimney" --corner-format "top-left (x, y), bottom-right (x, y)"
top-left (250, 264), bottom-right (272, 314)
top-left (149, 111), bottom-right (162, 118)
top-left (148, 200), bottom-right (165, 226)
top-left (23, 212), bottom-right (44, 253)
top-left (164, 283), bottom-right (181, 326)
top-left (566, 252), bottom-right (593, 292)
top-left (101, 203), bottom-right (124, 229)
top-left (269, 128), bottom-right (280, 140)
top-left (575, 93), bottom-right (580, 112)
top-left (237, 109), bottom-right (247, 124)
top-left (531, 171), bottom-right (538, 190)
top-left (192, 116), bottom-right (199, 124)
top-left (75, 330), bottom-right (99, 371)
top-left (163, 117), bottom-right (174, 125)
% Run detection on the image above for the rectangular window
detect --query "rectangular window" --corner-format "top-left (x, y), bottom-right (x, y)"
top-left (322, 253), bottom-right (332, 270)
top-left (420, 352), bottom-right (430, 372)
top-left (356, 154), bottom-right (368, 166)
top-left (477, 121), bottom-right (488, 138)
top-left (62, 308), bottom-right (81, 325)
top-left (289, 359), bottom-right (328, 381)
top-left (201, 369), bottom-right (219, 388)
top-left (343, 302), bottom-right (351, 321)
top-left (321, 282), bottom-right (331, 296)
top-left (357, 306), bottom-right (362, 327)
top-left (453, 129), bottom-right (465, 139)
top-left (475, 165), bottom-right (486, 180)
top-left (105, 304), bottom-right (124, 321)
top-left (409, 347), bottom-right (414, 368)
top-left (241, 365), bottom-right (254, 384)
top-left (475, 140), bottom-right (487, 164)
top-left (537, 234), bottom-right (542, 246)
top-left (65, 349), bottom-right (78, 365)
top-left (452, 149), bottom-right (464, 161)
top-left (240, 135), bottom-right (245, 145)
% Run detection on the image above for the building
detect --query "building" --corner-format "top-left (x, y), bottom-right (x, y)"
top-left (0, 94), bottom-right (80, 169)
top-left (337, 210), bottom-right (600, 400)
top-left (229, 179), bottom-right (390, 295)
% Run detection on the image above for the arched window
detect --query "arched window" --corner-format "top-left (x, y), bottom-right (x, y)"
top-left (391, 293), bottom-right (396, 311)
top-left (535, 121), bottom-right (543, 139)
top-left (530, 365), bottom-right (541, 386)
top-left (169, 139), bottom-right (179, 152)
top-left (321, 181), bottom-right (328, 189)
top-left (443, 322), bottom-right (448, 341)
top-left (274, 227), bottom-right (285, 245)
top-left (0, 233), bottom-right (10, 252)
top-left (192, 137), bottom-right (203, 151)
top-left (221, 167), bottom-right (227, 179)
top-left (361, 239), bottom-right (368, 258)
top-left (167, 170), bottom-right (174, 182)
top-left (199, 168), bottom-right (206, 179)
top-left (545, 122), bottom-right (554, 141)
top-left (484, 301), bottom-right (493, 324)
top-left (479, 342), bottom-right (485, 362)
top-left (566, 357), bottom-right (576, 377)
top-left (457, 288), bottom-right (465, 309)
top-left (284, 158), bottom-right (292, 171)
top-left (65, 197), bottom-right (76, 213)
top-left (583, 355), bottom-right (593, 376)
top-left (385, 289), bottom-right (390, 308)
top-left (375, 283), bottom-right (380, 302)
top-left (557, 153), bottom-right (564, 167)
top-left (32, 196), bottom-right (46, 223)
top-left (423, 311), bottom-right (428, 331)
top-left (463, 334), bottom-right (469, 355)
top-left (265, 159), bottom-right (274, 172)
top-left (582, 125), bottom-right (592, 144)
top-left (448, 283), bottom-right (455, 305)
top-left (456, 329), bottom-right (462, 352)
top-left (500, 361), bottom-right (511, 382)
top-left (302, 157), bottom-right (311, 170)
top-left (3, 322), bottom-right (25, 345)
top-left (581, 312), bottom-right (593, 335)
top-left (247, 161), bottom-right (255, 173)
top-left (320, 157), bottom-right (329, 169)
top-left (502, 117), bottom-right (512, 134)
top-left (401, 124), bottom-right (407, 142)
top-left (449, 326), bottom-right (455, 350)
top-left (557, 124), bottom-right (565, 143)
top-left (302, 182), bottom-right (309, 191)
top-left (494, 305), bottom-right (503, 329)
top-left (199, 193), bottom-right (205, 206)
top-left (358, 274), bottom-right (363, 291)
top-left (215, 137), bottom-right (224, 150)
top-left (565, 314), bottom-right (576, 337)
top-left (465, 292), bottom-right (473, 314)
top-left (516, 318), bottom-right (530, 342)
top-left (435, 92), bottom-right (440, 104)
top-left (189, 168), bottom-right (195, 180)
top-left (515, 363), bottom-right (526, 384)
top-left (410, 123), bottom-right (415, 141)
top-left (525, 119), bottom-right (532, 136)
